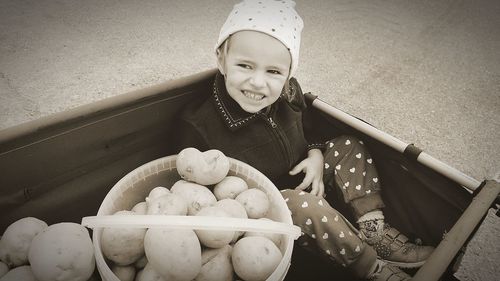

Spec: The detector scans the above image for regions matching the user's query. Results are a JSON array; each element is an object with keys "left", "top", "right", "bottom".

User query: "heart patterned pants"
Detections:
[{"left": 280, "top": 135, "right": 384, "bottom": 275}]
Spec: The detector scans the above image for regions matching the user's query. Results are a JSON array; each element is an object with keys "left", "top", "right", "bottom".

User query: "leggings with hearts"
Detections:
[
  {"left": 281, "top": 189, "right": 377, "bottom": 276},
  {"left": 322, "top": 135, "right": 385, "bottom": 219},
  {"left": 280, "top": 135, "right": 384, "bottom": 275}
]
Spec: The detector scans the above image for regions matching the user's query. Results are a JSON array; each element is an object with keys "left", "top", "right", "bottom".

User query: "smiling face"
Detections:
[{"left": 217, "top": 31, "right": 291, "bottom": 113}]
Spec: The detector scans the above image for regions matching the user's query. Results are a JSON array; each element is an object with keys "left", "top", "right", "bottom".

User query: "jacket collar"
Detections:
[
  {"left": 211, "top": 72, "right": 260, "bottom": 131},
  {"left": 211, "top": 71, "right": 305, "bottom": 131}
]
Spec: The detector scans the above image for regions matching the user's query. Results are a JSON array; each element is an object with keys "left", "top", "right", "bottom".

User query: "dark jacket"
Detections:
[{"left": 175, "top": 72, "right": 326, "bottom": 189}]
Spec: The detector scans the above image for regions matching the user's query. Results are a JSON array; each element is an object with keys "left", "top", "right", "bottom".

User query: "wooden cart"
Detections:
[{"left": 1, "top": 69, "right": 498, "bottom": 281}]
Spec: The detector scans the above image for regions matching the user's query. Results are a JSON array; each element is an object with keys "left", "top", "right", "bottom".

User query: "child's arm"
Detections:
[
  {"left": 287, "top": 77, "right": 329, "bottom": 151},
  {"left": 284, "top": 78, "right": 328, "bottom": 197},
  {"left": 289, "top": 148, "right": 325, "bottom": 197}
]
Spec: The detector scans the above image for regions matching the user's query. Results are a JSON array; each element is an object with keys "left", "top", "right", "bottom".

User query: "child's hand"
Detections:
[{"left": 289, "top": 149, "right": 325, "bottom": 197}]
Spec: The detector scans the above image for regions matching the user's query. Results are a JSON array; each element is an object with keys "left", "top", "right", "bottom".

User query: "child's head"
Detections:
[{"left": 215, "top": 0, "right": 304, "bottom": 113}]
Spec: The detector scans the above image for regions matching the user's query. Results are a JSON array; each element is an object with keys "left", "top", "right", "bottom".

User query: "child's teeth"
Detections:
[{"left": 244, "top": 91, "right": 263, "bottom": 100}]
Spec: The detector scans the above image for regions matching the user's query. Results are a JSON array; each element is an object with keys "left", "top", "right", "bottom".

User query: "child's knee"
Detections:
[
  {"left": 281, "top": 189, "right": 323, "bottom": 207},
  {"left": 323, "top": 135, "right": 371, "bottom": 168},
  {"left": 328, "top": 135, "right": 365, "bottom": 151},
  {"left": 281, "top": 189, "right": 337, "bottom": 219}
]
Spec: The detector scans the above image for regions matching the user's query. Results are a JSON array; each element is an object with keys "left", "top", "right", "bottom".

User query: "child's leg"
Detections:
[
  {"left": 322, "top": 135, "right": 384, "bottom": 219},
  {"left": 322, "top": 135, "right": 434, "bottom": 268},
  {"left": 280, "top": 189, "right": 376, "bottom": 278}
]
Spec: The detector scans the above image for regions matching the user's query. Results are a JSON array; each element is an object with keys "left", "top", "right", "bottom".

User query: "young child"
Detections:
[{"left": 175, "top": 1, "right": 434, "bottom": 280}]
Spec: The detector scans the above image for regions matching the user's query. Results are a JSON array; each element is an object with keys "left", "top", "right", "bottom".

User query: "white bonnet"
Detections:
[{"left": 215, "top": 0, "right": 304, "bottom": 77}]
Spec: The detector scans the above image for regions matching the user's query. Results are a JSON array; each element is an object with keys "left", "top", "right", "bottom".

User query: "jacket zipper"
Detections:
[
  {"left": 268, "top": 117, "right": 278, "bottom": 128},
  {"left": 261, "top": 113, "right": 291, "bottom": 167}
]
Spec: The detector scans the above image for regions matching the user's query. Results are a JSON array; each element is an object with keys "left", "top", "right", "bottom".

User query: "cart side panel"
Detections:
[{"left": 0, "top": 70, "right": 215, "bottom": 231}]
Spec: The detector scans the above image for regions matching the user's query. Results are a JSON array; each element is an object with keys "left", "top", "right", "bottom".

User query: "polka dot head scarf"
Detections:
[{"left": 215, "top": 0, "right": 304, "bottom": 77}]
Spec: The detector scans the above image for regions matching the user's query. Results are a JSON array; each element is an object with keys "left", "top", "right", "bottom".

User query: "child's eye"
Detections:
[
  {"left": 268, "top": 70, "right": 282, "bottom": 75},
  {"left": 237, "top": 64, "right": 251, "bottom": 69}
]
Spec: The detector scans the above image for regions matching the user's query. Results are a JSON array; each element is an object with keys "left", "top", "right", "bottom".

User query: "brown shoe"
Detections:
[
  {"left": 366, "top": 224, "right": 434, "bottom": 268},
  {"left": 368, "top": 261, "right": 411, "bottom": 281}
]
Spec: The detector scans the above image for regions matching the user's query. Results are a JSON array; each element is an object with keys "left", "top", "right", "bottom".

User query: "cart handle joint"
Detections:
[{"left": 403, "top": 143, "right": 423, "bottom": 161}]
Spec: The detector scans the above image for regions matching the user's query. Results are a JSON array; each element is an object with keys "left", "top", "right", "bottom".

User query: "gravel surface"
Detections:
[{"left": 0, "top": 0, "right": 498, "bottom": 280}]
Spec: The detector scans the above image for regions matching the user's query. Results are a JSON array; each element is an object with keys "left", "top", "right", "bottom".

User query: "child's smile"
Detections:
[
  {"left": 242, "top": 90, "right": 264, "bottom": 101},
  {"left": 218, "top": 30, "right": 291, "bottom": 113}
]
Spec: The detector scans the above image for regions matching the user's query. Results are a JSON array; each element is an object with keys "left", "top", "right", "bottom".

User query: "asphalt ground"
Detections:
[{"left": 0, "top": 0, "right": 498, "bottom": 280}]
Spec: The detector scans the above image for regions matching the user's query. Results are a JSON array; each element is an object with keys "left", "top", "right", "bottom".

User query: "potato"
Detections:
[
  {"left": 0, "top": 265, "right": 36, "bottom": 281},
  {"left": 28, "top": 222, "right": 95, "bottom": 281},
  {"left": 134, "top": 255, "right": 147, "bottom": 269},
  {"left": 135, "top": 263, "right": 165, "bottom": 281},
  {"left": 232, "top": 236, "right": 282, "bottom": 281},
  {"left": 144, "top": 228, "right": 201, "bottom": 281},
  {"left": 213, "top": 199, "right": 248, "bottom": 219},
  {"left": 194, "top": 206, "right": 235, "bottom": 248},
  {"left": 111, "top": 264, "right": 136, "bottom": 281},
  {"left": 176, "top": 147, "right": 230, "bottom": 185},
  {"left": 131, "top": 201, "right": 148, "bottom": 214},
  {"left": 213, "top": 176, "right": 248, "bottom": 200},
  {"left": 235, "top": 189, "right": 270, "bottom": 219},
  {"left": 244, "top": 218, "right": 282, "bottom": 248},
  {"left": 195, "top": 245, "right": 233, "bottom": 281},
  {"left": 146, "top": 186, "right": 170, "bottom": 201},
  {"left": 146, "top": 193, "right": 188, "bottom": 216},
  {"left": 213, "top": 199, "right": 248, "bottom": 242},
  {"left": 170, "top": 180, "right": 217, "bottom": 215},
  {"left": 101, "top": 211, "right": 146, "bottom": 266},
  {"left": 0, "top": 217, "right": 48, "bottom": 267}
]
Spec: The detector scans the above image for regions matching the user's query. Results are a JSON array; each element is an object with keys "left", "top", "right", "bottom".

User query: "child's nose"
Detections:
[{"left": 249, "top": 72, "right": 266, "bottom": 88}]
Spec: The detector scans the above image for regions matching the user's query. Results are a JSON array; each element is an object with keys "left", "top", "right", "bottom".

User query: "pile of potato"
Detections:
[
  {"left": 0, "top": 218, "right": 95, "bottom": 281},
  {"left": 101, "top": 148, "right": 284, "bottom": 281}
]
